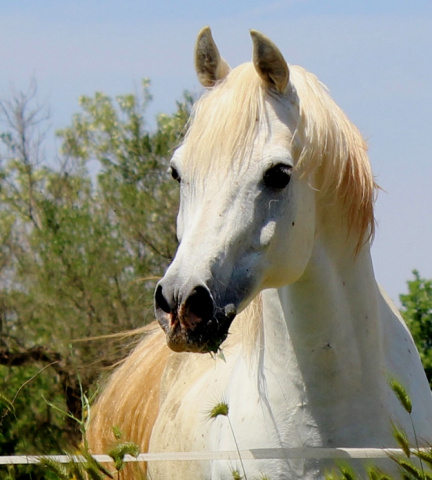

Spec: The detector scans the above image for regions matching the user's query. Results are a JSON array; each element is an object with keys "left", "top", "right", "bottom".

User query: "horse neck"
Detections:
[{"left": 261, "top": 209, "right": 385, "bottom": 396}]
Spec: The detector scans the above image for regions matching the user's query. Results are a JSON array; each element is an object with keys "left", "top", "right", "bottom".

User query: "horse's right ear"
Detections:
[{"left": 195, "top": 26, "right": 230, "bottom": 87}]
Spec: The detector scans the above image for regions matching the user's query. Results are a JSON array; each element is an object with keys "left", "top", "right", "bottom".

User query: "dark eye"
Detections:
[
  {"left": 263, "top": 164, "right": 292, "bottom": 190},
  {"left": 170, "top": 166, "right": 181, "bottom": 183}
]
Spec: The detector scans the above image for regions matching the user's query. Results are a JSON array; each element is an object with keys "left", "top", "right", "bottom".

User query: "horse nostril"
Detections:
[
  {"left": 155, "top": 284, "right": 172, "bottom": 314},
  {"left": 185, "top": 286, "right": 214, "bottom": 321}
]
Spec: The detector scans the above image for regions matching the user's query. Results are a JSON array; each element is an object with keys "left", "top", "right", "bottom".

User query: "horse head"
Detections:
[
  {"left": 155, "top": 27, "right": 374, "bottom": 353},
  {"left": 155, "top": 27, "right": 319, "bottom": 353}
]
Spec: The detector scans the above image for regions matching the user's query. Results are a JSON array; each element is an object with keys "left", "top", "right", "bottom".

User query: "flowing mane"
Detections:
[
  {"left": 183, "top": 62, "right": 377, "bottom": 248},
  {"left": 291, "top": 66, "right": 377, "bottom": 246}
]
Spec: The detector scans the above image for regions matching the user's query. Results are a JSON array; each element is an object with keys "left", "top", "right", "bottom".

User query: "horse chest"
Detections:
[{"left": 149, "top": 349, "right": 321, "bottom": 479}]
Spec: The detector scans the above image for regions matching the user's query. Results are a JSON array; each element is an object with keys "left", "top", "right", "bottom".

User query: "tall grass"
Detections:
[{"left": 328, "top": 379, "right": 432, "bottom": 480}]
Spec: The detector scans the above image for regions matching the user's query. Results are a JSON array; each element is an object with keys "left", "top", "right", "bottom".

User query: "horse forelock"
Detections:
[
  {"left": 182, "top": 63, "right": 267, "bottom": 178},
  {"left": 182, "top": 62, "right": 377, "bottom": 249}
]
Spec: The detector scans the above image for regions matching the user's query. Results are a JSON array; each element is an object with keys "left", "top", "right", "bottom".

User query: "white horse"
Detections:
[{"left": 88, "top": 28, "right": 432, "bottom": 479}]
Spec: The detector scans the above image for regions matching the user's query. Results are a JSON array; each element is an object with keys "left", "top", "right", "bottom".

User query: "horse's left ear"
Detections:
[
  {"left": 195, "top": 26, "right": 230, "bottom": 87},
  {"left": 250, "top": 30, "right": 289, "bottom": 94}
]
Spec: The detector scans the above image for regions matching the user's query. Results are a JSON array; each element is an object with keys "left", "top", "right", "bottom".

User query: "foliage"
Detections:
[
  {"left": 107, "top": 441, "right": 140, "bottom": 472},
  {"left": 400, "top": 271, "right": 432, "bottom": 387},
  {"left": 0, "top": 80, "right": 192, "bottom": 477}
]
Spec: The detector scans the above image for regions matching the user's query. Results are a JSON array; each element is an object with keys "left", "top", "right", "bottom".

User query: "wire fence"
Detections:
[{"left": 0, "top": 447, "right": 425, "bottom": 466}]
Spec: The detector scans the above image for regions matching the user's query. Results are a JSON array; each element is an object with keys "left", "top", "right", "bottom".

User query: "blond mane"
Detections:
[
  {"left": 183, "top": 63, "right": 266, "bottom": 178},
  {"left": 183, "top": 62, "right": 377, "bottom": 248},
  {"left": 290, "top": 66, "right": 377, "bottom": 247}
]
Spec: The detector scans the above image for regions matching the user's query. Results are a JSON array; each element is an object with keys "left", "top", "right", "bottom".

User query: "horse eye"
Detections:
[
  {"left": 170, "top": 166, "right": 181, "bottom": 183},
  {"left": 263, "top": 164, "right": 292, "bottom": 189}
]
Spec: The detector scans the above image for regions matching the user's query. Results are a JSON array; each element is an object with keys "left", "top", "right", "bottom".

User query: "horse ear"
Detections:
[
  {"left": 195, "top": 26, "right": 230, "bottom": 87},
  {"left": 250, "top": 30, "right": 289, "bottom": 93}
]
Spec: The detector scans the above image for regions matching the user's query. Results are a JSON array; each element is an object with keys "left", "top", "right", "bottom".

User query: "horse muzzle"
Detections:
[{"left": 154, "top": 282, "right": 237, "bottom": 353}]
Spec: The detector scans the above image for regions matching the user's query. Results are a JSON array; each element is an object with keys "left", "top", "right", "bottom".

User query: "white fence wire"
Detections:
[{"left": 0, "top": 447, "right": 424, "bottom": 465}]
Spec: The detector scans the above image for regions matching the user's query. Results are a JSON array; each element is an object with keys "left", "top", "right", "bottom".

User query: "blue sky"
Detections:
[{"left": 1, "top": 1, "right": 432, "bottom": 304}]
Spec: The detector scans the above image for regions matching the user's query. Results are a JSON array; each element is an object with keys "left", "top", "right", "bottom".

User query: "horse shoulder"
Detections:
[{"left": 379, "top": 288, "right": 432, "bottom": 439}]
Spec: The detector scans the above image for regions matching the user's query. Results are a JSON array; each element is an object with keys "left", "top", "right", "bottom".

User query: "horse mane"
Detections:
[
  {"left": 183, "top": 62, "right": 377, "bottom": 249},
  {"left": 227, "top": 293, "right": 263, "bottom": 354},
  {"left": 86, "top": 324, "right": 170, "bottom": 476},
  {"left": 290, "top": 66, "right": 377, "bottom": 248}
]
